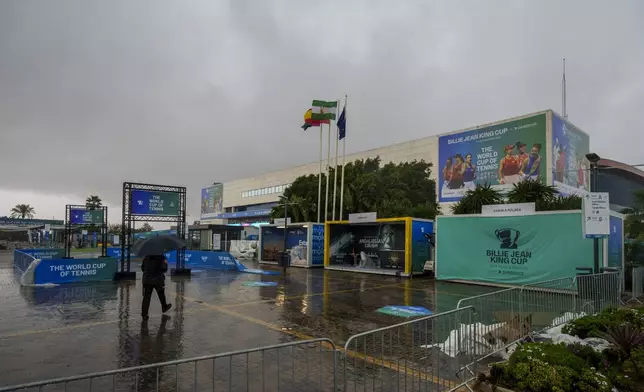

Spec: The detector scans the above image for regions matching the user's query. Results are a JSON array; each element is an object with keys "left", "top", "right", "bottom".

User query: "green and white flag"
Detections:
[{"left": 311, "top": 100, "right": 338, "bottom": 121}]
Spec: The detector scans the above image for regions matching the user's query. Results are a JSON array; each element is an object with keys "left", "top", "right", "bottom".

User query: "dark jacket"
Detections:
[{"left": 141, "top": 255, "right": 168, "bottom": 285}]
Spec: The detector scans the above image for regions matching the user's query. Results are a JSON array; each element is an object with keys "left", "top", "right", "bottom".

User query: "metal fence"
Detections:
[
  {"left": 455, "top": 271, "right": 622, "bottom": 386},
  {"left": 0, "top": 339, "right": 338, "bottom": 392},
  {"left": 342, "top": 307, "right": 475, "bottom": 392},
  {"left": 629, "top": 267, "right": 644, "bottom": 303},
  {"left": 0, "top": 272, "right": 625, "bottom": 392}
]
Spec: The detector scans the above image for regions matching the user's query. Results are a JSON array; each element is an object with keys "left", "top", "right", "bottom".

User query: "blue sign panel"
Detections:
[
  {"left": 165, "top": 250, "right": 239, "bottom": 270},
  {"left": 311, "top": 224, "right": 325, "bottom": 266},
  {"left": 242, "top": 281, "right": 278, "bottom": 287},
  {"left": 35, "top": 258, "right": 118, "bottom": 284},
  {"left": 376, "top": 306, "right": 433, "bottom": 318},
  {"left": 215, "top": 209, "right": 272, "bottom": 219},
  {"left": 19, "top": 248, "right": 66, "bottom": 260},
  {"left": 607, "top": 215, "right": 624, "bottom": 268},
  {"left": 106, "top": 247, "right": 136, "bottom": 258},
  {"left": 131, "top": 190, "right": 180, "bottom": 216},
  {"left": 69, "top": 209, "right": 104, "bottom": 225}
]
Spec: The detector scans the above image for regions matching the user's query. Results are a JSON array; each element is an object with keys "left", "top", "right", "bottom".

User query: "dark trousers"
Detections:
[{"left": 142, "top": 284, "right": 168, "bottom": 317}]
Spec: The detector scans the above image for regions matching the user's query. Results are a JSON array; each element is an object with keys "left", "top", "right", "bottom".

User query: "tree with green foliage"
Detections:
[
  {"left": 451, "top": 178, "right": 582, "bottom": 215},
  {"left": 85, "top": 195, "right": 102, "bottom": 210},
  {"left": 270, "top": 157, "right": 439, "bottom": 222},
  {"left": 623, "top": 190, "right": 644, "bottom": 241},
  {"left": 10, "top": 204, "right": 35, "bottom": 219}
]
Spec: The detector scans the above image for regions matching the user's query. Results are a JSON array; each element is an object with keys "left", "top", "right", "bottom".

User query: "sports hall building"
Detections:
[{"left": 199, "top": 109, "right": 644, "bottom": 225}]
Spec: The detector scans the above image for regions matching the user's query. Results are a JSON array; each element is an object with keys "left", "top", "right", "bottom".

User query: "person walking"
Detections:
[{"left": 141, "top": 254, "right": 172, "bottom": 320}]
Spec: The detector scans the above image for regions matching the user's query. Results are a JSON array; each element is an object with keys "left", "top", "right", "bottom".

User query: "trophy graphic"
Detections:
[{"left": 494, "top": 228, "right": 520, "bottom": 249}]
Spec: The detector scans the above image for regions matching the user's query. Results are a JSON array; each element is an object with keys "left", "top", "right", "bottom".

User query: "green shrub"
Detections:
[
  {"left": 496, "top": 343, "right": 612, "bottom": 392},
  {"left": 562, "top": 308, "right": 644, "bottom": 339}
]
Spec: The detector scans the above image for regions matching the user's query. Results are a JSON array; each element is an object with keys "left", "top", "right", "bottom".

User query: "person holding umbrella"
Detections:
[
  {"left": 141, "top": 254, "right": 172, "bottom": 320},
  {"left": 133, "top": 235, "right": 186, "bottom": 320}
]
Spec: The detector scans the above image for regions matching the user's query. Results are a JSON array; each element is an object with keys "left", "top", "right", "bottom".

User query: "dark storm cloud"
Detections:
[{"left": 1, "top": 0, "right": 643, "bottom": 215}]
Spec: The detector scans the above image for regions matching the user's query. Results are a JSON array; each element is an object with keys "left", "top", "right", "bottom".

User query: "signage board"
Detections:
[
  {"left": 273, "top": 217, "right": 292, "bottom": 225},
  {"left": 44, "top": 224, "right": 51, "bottom": 232},
  {"left": 482, "top": 203, "right": 536, "bottom": 217},
  {"left": 438, "top": 113, "right": 547, "bottom": 202},
  {"left": 376, "top": 306, "right": 433, "bottom": 318},
  {"left": 201, "top": 184, "right": 224, "bottom": 220},
  {"left": 131, "top": 190, "right": 180, "bottom": 216},
  {"left": 113, "top": 235, "right": 120, "bottom": 246},
  {"left": 70, "top": 209, "right": 104, "bottom": 225},
  {"left": 583, "top": 192, "right": 610, "bottom": 238},
  {"left": 349, "top": 212, "right": 377, "bottom": 223}
]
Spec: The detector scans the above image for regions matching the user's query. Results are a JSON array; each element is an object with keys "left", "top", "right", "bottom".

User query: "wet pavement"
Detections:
[{"left": 0, "top": 251, "right": 497, "bottom": 390}]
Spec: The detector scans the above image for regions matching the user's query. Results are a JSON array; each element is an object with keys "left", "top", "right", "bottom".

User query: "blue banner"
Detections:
[
  {"left": 607, "top": 215, "right": 624, "bottom": 268},
  {"left": 35, "top": 258, "right": 118, "bottom": 284},
  {"left": 438, "top": 114, "right": 547, "bottom": 202},
  {"left": 19, "top": 248, "right": 66, "bottom": 260},
  {"left": 311, "top": 224, "right": 325, "bottom": 266},
  {"left": 411, "top": 220, "right": 434, "bottom": 273},
  {"left": 165, "top": 250, "right": 240, "bottom": 270},
  {"left": 106, "top": 247, "right": 136, "bottom": 258},
  {"left": 131, "top": 190, "right": 180, "bottom": 216},
  {"left": 69, "top": 208, "right": 104, "bottom": 225}
]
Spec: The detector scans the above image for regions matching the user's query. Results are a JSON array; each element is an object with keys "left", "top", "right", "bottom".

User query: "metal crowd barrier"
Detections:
[
  {"left": 0, "top": 339, "right": 338, "bottom": 392},
  {"left": 455, "top": 272, "right": 622, "bottom": 386},
  {"left": 342, "top": 307, "right": 475, "bottom": 392},
  {"left": 629, "top": 267, "right": 644, "bottom": 304},
  {"left": 0, "top": 272, "right": 624, "bottom": 392}
]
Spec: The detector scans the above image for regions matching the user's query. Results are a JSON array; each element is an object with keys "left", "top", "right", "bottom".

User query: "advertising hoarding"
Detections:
[
  {"left": 201, "top": 184, "right": 224, "bottom": 220},
  {"left": 69, "top": 208, "right": 104, "bottom": 225},
  {"left": 437, "top": 114, "right": 547, "bottom": 202},
  {"left": 261, "top": 227, "right": 308, "bottom": 265},
  {"left": 436, "top": 212, "right": 594, "bottom": 284},
  {"left": 552, "top": 113, "right": 590, "bottom": 196},
  {"left": 329, "top": 222, "right": 406, "bottom": 270},
  {"left": 131, "top": 190, "right": 180, "bottom": 216},
  {"left": 411, "top": 220, "right": 434, "bottom": 273}
]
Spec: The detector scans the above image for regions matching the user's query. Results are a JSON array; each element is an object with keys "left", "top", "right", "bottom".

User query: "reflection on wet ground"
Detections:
[{"left": 0, "top": 251, "right": 496, "bottom": 389}]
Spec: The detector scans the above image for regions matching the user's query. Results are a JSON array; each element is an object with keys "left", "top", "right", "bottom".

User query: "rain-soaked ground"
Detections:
[{"left": 0, "top": 251, "right": 497, "bottom": 391}]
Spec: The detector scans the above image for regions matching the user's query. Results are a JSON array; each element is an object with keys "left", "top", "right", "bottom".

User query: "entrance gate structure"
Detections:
[
  {"left": 116, "top": 182, "right": 188, "bottom": 279},
  {"left": 63, "top": 205, "right": 108, "bottom": 258}
]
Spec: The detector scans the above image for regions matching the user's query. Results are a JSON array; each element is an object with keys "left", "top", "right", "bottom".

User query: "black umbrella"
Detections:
[{"left": 132, "top": 235, "right": 187, "bottom": 257}]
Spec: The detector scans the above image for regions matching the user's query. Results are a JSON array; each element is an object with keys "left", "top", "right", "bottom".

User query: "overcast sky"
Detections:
[{"left": 1, "top": 0, "right": 643, "bottom": 223}]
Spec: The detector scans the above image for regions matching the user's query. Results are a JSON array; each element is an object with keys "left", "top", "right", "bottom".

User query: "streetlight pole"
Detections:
[{"left": 282, "top": 197, "right": 288, "bottom": 274}]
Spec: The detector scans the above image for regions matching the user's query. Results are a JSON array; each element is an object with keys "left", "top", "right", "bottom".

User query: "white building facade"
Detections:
[{"left": 201, "top": 109, "right": 586, "bottom": 224}]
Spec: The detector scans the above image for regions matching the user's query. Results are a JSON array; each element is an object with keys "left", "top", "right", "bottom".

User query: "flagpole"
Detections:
[
  {"left": 332, "top": 100, "right": 340, "bottom": 221},
  {"left": 339, "top": 95, "right": 347, "bottom": 220},
  {"left": 317, "top": 126, "right": 323, "bottom": 223},
  {"left": 324, "top": 122, "right": 331, "bottom": 222}
]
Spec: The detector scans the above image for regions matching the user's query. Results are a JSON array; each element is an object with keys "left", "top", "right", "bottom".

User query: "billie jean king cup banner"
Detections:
[
  {"left": 552, "top": 113, "right": 590, "bottom": 196},
  {"left": 201, "top": 184, "right": 223, "bottom": 220},
  {"left": 438, "top": 114, "right": 547, "bottom": 202},
  {"left": 131, "top": 190, "right": 180, "bottom": 216},
  {"left": 436, "top": 212, "right": 594, "bottom": 284},
  {"left": 70, "top": 209, "right": 104, "bottom": 225}
]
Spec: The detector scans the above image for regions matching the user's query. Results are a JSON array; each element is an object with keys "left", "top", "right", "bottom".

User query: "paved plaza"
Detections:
[{"left": 0, "top": 251, "right": 495, "bottom": 390}]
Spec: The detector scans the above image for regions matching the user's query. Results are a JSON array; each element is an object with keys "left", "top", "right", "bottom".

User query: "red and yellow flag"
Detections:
[{"left": 301, "top": 108, "right": 329, "bottom": 130}]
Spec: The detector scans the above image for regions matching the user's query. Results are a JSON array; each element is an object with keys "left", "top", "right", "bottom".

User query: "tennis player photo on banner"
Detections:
[{"left": 437, "top": 113, "right": 547, "bottom": 203}]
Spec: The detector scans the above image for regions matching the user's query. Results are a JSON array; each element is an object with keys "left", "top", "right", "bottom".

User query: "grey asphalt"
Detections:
[{"left": 0, "top": 250, "right": 495, "bottom": 391}]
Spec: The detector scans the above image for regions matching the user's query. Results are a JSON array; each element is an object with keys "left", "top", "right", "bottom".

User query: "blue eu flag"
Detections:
[{"left": 337, "top": 106, "right": 346, "bottom": 140}]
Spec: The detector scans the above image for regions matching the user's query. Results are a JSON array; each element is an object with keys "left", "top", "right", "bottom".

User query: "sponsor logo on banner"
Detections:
[{"left": 486, "top": 228, "right": 532, "bottom": 276}]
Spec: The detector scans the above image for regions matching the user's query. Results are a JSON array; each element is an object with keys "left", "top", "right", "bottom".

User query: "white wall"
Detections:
[{"left": 222, "top": 135, "right": 439, "bottom": 209}]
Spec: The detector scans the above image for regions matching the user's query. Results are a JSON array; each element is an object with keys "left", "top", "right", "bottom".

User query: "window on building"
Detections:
[{"left": 241, "top": 183, "right": 291, "bottom": 198}]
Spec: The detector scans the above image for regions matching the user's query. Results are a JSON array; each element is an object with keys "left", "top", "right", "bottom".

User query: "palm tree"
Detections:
[
  {"left": 451, "top": 184, "right": 504, "bottom": 215},
  {"left": 10, "top": 204, "right": 35, "bottom": 219},
  {"left": 86, "top": 195, "right": 102, "bottom": 210},
  {"left": 506, "top": 177, "right": 557, "bottom": 204}
]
